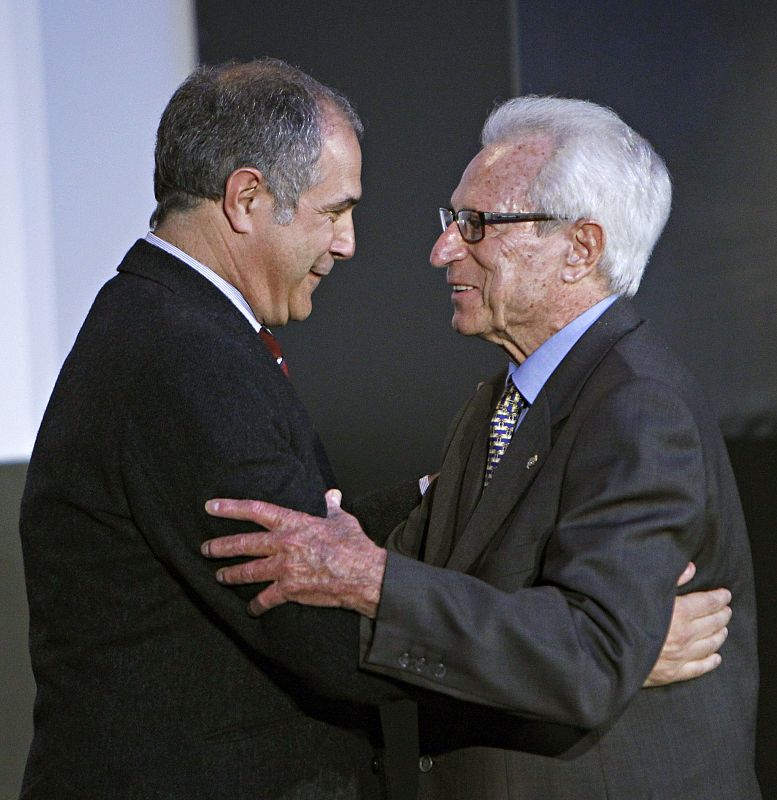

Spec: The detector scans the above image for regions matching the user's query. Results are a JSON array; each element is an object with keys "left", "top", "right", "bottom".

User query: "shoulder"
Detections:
[
  {"left": 596, "top": 319, "right": 708, "bottom": 415},
  {"left": 67, "top": 253, "right": 291, "bottom": 422}
]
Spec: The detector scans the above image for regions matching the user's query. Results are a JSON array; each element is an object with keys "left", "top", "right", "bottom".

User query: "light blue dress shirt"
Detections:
[
  {"left": 421, "top": 296, "right": 618, "bottom": 494},
  {"left": 508, "top": 294, "right": 618, "bottom": 422}
]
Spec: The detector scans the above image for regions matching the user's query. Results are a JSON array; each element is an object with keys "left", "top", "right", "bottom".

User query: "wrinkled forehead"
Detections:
[{"left": 452, "top": 135, "right": 554, "bottom": 211}]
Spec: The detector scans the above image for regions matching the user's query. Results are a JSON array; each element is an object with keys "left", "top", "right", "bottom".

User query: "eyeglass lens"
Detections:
[
  {"left": 439, "top": 209, "right": 483, "bottom": 243},
  {"left": 457, "top": 211, "right": 482, "bottom": 242}
]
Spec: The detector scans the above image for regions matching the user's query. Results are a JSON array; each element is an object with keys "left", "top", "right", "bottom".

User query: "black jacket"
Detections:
[{"left": 20, "top": 240, "right": 408, "bottom": 799}]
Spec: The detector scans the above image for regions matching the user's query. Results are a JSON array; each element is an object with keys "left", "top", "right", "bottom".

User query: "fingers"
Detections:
[
  {"left": 692, "top": 604, "right": 732, "bottom": 640},
  {"left": 325, "top": 489, "right": 343, "bottom": 512},
  {"left": 248, "top": 584, "right": 286, "bottom": 616},
  {"left": 667, "top": 593, "right": 731, "bottom": 653},
  {"left": 671, "top": 618, "right": 730, "bottom": 660},
  {"left": 643, "top": 628, "right": 728, "bottom": 687},
  {"left": 683, "top": 652, "right": 723, "bottom": 680},
  {"left": 704, "top": 623, "right": 730, "bottom": 656},
  {"left": 676, "top": 561, "right": 696, "bottom": 587},
  {"left": 205, "top": 498, "right": 297, "bottom": 529},
  {"left": 215, "top": 555, "right": 275, "bottom": 585},
  {"left": 201, "top": 530, "right": 276, "bottom": 558},
  {"left": 202, "top": 490, "right": 375, "bottom": 618},
  {"left": 677, "top": 587, "right": 732, "bottom": 621},
  {"left": 649, "top": 584, "right": 733, "bottom": 688},
  {"left": 213, "top": 556, "right": 289, "bottom": 616},
  {"left": 670, "top": 652, "right": 723, "bottom": 683}
]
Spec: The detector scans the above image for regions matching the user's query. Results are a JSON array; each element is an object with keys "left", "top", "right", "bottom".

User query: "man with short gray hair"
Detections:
[{"left": 202, "top": 96, "right": 760, "bottom": 798}]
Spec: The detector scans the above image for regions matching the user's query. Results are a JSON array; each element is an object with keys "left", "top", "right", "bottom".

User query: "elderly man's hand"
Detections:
[
  {"left": 202, "top": 490, "right": 387, "bottom": 618},
  {"left": 643, "top": 562, "right": 732, "bottom": 687}
]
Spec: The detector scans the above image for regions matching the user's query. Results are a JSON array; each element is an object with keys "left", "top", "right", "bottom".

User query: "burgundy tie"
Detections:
[{"left": 259, "top": 326, "right": 289, "bottom": 378}]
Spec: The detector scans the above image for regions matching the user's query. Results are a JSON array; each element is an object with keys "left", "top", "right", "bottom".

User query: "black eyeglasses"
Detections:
[{"left": 439, "top": 207, "right": 563, "bottom": 244}]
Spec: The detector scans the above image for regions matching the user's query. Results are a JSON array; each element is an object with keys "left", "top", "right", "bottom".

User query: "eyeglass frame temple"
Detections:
[{"left": 438, "top": 207, "right": 563, "bottom": 241}]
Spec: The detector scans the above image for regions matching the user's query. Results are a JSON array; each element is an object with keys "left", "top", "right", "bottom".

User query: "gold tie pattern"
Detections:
[{"left": 484, "top": 381, "right": 525, "bottom": 487}]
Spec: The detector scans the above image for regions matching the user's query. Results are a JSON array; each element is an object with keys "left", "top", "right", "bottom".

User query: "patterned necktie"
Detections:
[
  {"left": 259, "top": 326, "right": 289, "bottom": 378},
  {"left": 484, "top": 380, "right": 525, "bottom": 487}
]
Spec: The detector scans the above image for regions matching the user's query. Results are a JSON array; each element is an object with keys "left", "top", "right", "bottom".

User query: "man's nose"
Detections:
[
  {"left": 332, "top": 215, "right": 356, "bottom": 260},
  {"left": 430, "top": 222, "right": 467, "bottom": 267}
]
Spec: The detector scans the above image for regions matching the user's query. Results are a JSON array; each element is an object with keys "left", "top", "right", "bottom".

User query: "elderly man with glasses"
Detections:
[{"left": 203, "top": 96, "right": 760, "bottom": 799}]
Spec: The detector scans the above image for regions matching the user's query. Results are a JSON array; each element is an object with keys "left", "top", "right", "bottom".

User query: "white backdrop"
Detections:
[{"left": 0, "top": 0, "right": 196, "bottom": 461}]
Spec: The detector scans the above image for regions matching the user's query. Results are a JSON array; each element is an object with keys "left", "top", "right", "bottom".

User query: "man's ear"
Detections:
[
  {"left": 223, "top": 167, "right": 270, "bottom": 234},
  {"left": 562, "top": 221, "right": 605, "bottom": 283}
]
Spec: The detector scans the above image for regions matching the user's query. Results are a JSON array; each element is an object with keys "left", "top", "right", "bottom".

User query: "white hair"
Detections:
[{"left": 481, "top": 96, "right": 672, "bottom": 297}]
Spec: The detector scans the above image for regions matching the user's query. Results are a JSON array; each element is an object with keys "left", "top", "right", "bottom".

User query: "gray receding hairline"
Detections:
[
  {"left": 270, "top": 96, "right": 363, "bottom": 225},
  {"left": 150, "top": 58, "right": 364, "bottom": 229}
]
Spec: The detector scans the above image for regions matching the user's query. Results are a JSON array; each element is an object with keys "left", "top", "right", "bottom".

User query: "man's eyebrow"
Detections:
[{"left": 324, "top": 196, "right": 361, "bottom": 212}]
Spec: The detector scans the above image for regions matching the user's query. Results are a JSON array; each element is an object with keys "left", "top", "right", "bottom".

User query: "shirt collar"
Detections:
[
  {"left": 144, "top": 231, "right": 263, "bottom": 333},
  {"left": 508, "top": 295, "right": 618, "bottom": 404}
]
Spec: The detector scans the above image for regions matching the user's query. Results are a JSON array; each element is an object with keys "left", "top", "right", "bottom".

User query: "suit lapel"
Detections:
[
  {"left": 117, "top": 239, "right": 295, "bottom": 380},
  {"left": 447, "top": 393, "right": 552, "bottom": 572},
  {"left": 444, "top": 299, "right": 644, "bottom": 573},
  {"left": 117, "top": 239, "right": 257, "bottom": 339},
  {"left": 422, "top": 380, "right": 498, "bottom": 567}
]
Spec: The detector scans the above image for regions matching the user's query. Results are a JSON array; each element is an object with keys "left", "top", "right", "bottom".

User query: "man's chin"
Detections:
[
  {"left": 451, "top": 314, "right": 482, "bottom": 337},
  {"left": 288, "top": 302, "right": 314, "bottom": 323}
]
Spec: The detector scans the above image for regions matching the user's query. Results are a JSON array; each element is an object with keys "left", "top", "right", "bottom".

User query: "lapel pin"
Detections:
[{"left": 526, "top": 454, "right": 539, "bottom": 469}]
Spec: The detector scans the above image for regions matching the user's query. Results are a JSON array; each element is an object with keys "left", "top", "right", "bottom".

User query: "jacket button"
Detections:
[
  {"left": 419, "top": 754, "right": 434, "bottom": 773},
  {"left": 433, "top": 662, "right": 447, "bottom": 678},
  {"left": 371, "top": 756, "right": 382, "bottom": 774},
  {"left": 398, "top": 652, "right": 410, "bottom": 668}
]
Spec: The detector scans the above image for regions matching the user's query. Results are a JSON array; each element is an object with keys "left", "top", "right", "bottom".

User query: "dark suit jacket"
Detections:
[
  {"left": 19, "top": 241, "right": 412, "bottom": 799},
  {"left": 361, "top": 300, "right": 761, "bottom": 799}
]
